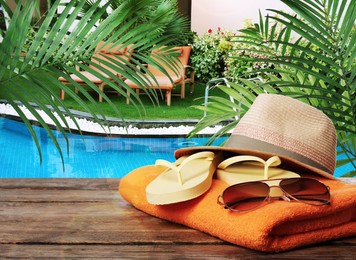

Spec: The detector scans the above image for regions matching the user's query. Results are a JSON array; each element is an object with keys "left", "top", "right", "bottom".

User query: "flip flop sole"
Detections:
[
  {"left": 216, "top": 155, "right": 300, "bottom": 185},
  {"left": 146, "top": 152, "right": 220, "bottom": 205}
]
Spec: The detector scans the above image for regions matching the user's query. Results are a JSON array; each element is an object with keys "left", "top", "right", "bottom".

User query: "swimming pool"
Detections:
[
  {"left": 0, "top": 117, "right": 353, "bottom": 178},
  {"left": 0, "top": 117, "right": 228, "bottom": 178}
]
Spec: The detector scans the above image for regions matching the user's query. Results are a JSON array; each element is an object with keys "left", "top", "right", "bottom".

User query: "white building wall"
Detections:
[{"left": 191, "top": 0, "right": 290, "bottom": 36}]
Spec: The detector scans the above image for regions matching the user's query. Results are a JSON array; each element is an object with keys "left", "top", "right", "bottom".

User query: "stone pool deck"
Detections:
[{"left": 0, "top": 178, "right": 355, "bottom": 258}]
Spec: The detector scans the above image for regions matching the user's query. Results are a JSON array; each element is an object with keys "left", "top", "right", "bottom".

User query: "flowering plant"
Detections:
[
  {"left": 191, "top": 26, "right": 277, "bottom": 82},
  {"left": 190, "top": 27, "right": 235, "bottom": 82}
]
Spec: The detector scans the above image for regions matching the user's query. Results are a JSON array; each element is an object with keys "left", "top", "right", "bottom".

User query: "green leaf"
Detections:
[{"left": 0, "top": 0, "right": 190, "bottom": 169}]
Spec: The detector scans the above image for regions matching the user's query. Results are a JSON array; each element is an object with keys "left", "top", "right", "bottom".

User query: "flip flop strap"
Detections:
[
  {"left": 155, "top": 151, "right": 214, "bottom": 185},
  {"left": 217, "top": 155, "right": 281, "bottom": 180}
]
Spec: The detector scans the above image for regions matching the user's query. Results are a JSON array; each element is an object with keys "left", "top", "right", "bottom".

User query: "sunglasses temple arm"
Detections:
[
  {"left": 217, "top": 195, "right": 224, "bottom": 206},
  {"left": 285, "top": 193, "right": 330, "bottom": 204}
]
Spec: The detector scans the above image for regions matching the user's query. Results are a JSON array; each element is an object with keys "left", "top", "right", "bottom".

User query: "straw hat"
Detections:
[{"left": 175, "top": 94, "right": 337, "bottom": 179}]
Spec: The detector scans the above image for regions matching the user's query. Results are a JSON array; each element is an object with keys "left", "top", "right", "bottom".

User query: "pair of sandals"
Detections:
[{"left": 146, "top": 151, "right": 300, "bottom": 205}]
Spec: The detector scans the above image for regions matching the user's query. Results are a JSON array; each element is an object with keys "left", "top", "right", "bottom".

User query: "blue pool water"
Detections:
[
  {"left": 0, "top": 117, "right": 353, "bottom": 178},
  {"left": 0, "top": 118, "right": 227, "bottom": 178}
]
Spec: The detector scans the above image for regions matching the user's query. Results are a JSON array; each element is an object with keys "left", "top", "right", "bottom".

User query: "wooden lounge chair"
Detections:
[
  {"left": 59, "top": 41, "right": 134, "bottom": 102},
  {"left": 125, "top": 46, "right": 194, "bottom": 106}
]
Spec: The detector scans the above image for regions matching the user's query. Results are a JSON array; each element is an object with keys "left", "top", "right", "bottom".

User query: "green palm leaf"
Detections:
[
  {"left": 192, "top": 0, "right": 355, "bottom": 176},
  {"left": 0, "top": 0, "right": 190, "bottom": 166}
]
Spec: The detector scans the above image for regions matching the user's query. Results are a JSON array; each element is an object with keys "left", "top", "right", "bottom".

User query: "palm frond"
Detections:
[
  {"left": 0, "top": 0, "right": 190, "bottom": 166},
  {"left": 192, "top": 0, "right": 355, "bottom": 176}
]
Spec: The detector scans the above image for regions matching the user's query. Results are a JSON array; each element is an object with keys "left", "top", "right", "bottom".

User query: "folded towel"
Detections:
[{"left": 119, "top": 166, "right": 356, "bottom": 252}]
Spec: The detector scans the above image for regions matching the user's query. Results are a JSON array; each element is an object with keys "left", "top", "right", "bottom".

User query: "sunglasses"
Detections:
[{"left": 217, "top": 178, "right": 330, "bottom": 212}]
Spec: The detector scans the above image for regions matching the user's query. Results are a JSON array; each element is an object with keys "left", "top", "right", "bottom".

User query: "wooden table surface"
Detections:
[{"left": 0, "top": 178, "right": 355, "bottom": 259}]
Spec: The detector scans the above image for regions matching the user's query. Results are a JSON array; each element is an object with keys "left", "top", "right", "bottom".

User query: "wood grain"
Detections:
[{"left": 0, "top": 178, "right": 355, "bottom": 258}]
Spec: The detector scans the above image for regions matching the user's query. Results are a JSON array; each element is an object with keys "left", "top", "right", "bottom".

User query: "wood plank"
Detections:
[
  {"left": 0, "top": 178, "right": 120, "bottom": 190},
  {"left": 0, "top": 189, "right": 118, "bottom": 202},
  {"left": 0, "top": 178, "right": 354, "bottom": 258},
  {"left": 0, "top": 178, "right": 120, "bottom": 202},
  {"left": 0, "top": 181, "right": 221, "bottom": 244},
  {"left": 0, "top": 242, "right": 355, "bottom": 258},
  {"left": 0, "top": 177, "right": 353, "bottom": 189},
  {"left": 0, "top": 201, "right": 221, "bottom": 244},
  {"left": 0, "top": 178, "right": 354, "bottom": 203}
]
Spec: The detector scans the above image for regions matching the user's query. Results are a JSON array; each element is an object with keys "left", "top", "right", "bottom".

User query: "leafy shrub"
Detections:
[
  {"left": 224, "top": 17, "right": 293, "bottom": 82},
  {"left": 190, "top": 20, "right": 284, "bottom": 83},
  {"left": 180, "top": 30, "right": 197, "bottom": 46},
  {"left": 191, "top": 1, "right": 356, "bottom": 176},
  {"left": 224, "top": 45, "right": 273, "bottom": 82},
  {"left": 190, "top": 27, "right": 234, "bottom": 82}
]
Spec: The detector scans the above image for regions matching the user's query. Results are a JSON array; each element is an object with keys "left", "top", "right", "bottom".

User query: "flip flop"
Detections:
[
  {"left": 216, "top": 155, "right": 300, "bottom": 185},
  {"left": 146, "top": 151, "right": 218, "bottom": 205}
]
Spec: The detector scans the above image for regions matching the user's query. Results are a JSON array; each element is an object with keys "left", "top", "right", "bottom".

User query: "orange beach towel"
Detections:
[{"left": 119, "top": 166, "right": 356, "bottom": 252}]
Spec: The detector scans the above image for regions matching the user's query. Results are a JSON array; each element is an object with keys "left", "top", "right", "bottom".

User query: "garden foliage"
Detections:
[
  {"left": 0, "top": 0, "right": 190, "bottom": 164},
  {"left": 191, "top": 0, "right": 356, "bottom": 176}
]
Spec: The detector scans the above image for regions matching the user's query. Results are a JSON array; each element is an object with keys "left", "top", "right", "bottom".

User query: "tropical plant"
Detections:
[
  {"left": 191, "top": 0, "right": 356, "bottom": 176},
  {"left": 0, "top": 5, "right": 6, "bottom": 36},
  {"left": 190, "top": 27, "right": 235, "bottom": 82},
  {"left": 80, "top": 0, "right": 187, "bottom": 45},
  {"left": 225, "top": 12, "right": 292, "bottom": 81},
  {"left": 0, "top": 0, "right": 190, "bottom": 164}
]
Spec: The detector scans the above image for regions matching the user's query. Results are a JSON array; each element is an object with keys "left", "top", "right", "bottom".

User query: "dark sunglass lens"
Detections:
[
  {"left": 222, "top": 182, "right": 270, "bottom": 211},
  {"left": 280, "top": 178, "right": 330, "bottom": 205}
]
